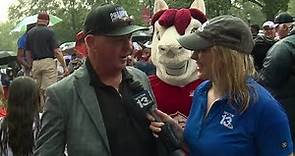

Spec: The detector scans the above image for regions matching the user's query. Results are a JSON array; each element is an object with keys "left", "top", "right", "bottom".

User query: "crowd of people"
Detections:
[
  {"left": 251, "top": 12, "right": 295, "bottom": 146},
  {"left": 0, "top": 2, "right": 294, "bottom": 156}
]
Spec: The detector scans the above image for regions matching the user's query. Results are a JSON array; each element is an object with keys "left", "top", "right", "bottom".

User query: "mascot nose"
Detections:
[{"left": 158, "top": 45, "right": 183, "bottom": 53}]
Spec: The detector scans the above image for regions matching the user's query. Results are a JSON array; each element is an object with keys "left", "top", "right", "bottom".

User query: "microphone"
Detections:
[{"left": 130, "top": 81, "right": 181, "bottom": 153}]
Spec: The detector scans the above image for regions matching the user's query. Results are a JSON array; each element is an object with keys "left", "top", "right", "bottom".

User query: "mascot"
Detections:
[{"left": 150, "top": 0, "right": 207, "bottom": 127}]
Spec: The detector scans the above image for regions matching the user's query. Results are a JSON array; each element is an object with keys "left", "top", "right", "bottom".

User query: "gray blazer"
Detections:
[{"left": 34, "top": 64, "right": 164, "bottom": 156}]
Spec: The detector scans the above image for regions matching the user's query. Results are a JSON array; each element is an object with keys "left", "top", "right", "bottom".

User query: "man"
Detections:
[
  {"left": 17, "top": 23, "right": 35, "bottom": 76},
  {"left": 251, "top": 21, "right": 276, "bottom": 70},
  {"left": 250, "top": 24, "right": 260, "bottom": 39},
  {"left": 262, "top": 21, "right": 276, "bottom": 39},
  {"left": 134, "top": 47, "right": 156, "bottom": 76},
  {"left": 258, "top": 12, "right": 295, "bottom": 143},
  {"left": 274, "top": 12, "right": 294, "bottom": 40},
  {"left": 26, "top": 12, "right": 68, "bottom": 109},
  {"left": 34, "top": 4, "right": 170, "bottom": 156}
]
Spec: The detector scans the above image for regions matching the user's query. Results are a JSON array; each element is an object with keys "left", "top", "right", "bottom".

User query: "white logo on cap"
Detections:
[{"left": 110, "top": 7, "right": 129, "bottom": 22}]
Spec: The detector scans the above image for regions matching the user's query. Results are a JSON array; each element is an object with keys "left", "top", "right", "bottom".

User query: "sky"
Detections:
[{"left": 0, "top": 0, "right": 17, "bottom": 23}]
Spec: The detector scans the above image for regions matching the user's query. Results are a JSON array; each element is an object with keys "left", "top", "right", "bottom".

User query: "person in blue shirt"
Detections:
[
  {"left": 16, "top": 23, "right": 35, "bottom": 76},
  {"left": 148, "top": 15, "right": 293, "bottom": 156}
]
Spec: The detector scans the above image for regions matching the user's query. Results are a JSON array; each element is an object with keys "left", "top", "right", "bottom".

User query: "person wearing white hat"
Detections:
[
  {"left": 262, "top": 21, "right": 276, "bottom": 39},
  {"left": 259, "top": 12, "right": 295, "bottom": 144},
  {"left": 251, "top": 21, "right": 277, "bottom": 70}
]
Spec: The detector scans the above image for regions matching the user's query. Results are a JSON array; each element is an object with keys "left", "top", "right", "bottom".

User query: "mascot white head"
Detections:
[{"left": 151, "top": 0, "right": 207, "bottom": 86}]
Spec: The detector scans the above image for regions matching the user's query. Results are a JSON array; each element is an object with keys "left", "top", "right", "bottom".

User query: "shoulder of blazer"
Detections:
[
  {"left": 47, "top": 64, "right": 89, "bottom": 93},
  {"left": 126, "top": 66, "right": 158, "bottom": 105},
  {"left": 126, "top": 66, "right": 150, "bottom": 88}
]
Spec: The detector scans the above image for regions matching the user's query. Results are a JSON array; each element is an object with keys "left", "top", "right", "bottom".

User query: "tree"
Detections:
[
  {"left": 8, "top": 0, "right": 105, "bottom": 43},
  {"left": 163, "top": 0, "right": 191, "bottom": 8},
  {"left": 0, "top": 21, "right": 18, "bottom": 51},
  {"left": 8, "top": 0, "right": 148, "bottom": 43},
  {"left": 116, "top": 0, "right": 147, "bottom": 25},
  {"left": 243, "top": 0, "right": 289, "bottom": 20},
  {"left": 288, "top": 0, "right": 295, "bottom": 15},
  {"left": 260, "top": 0, "right": 290, "bottom": 20},
  {"left": 206, "top": 0, "right": 232, "bottom": 18},
  {"left": 52, "top": 0, "right": 92, "bottom": 43},
  {"left": 230, "top": 1, "right": 265, "bottom": 26},
  {"left": 7, "top": 0, "right": 290, "bottom": 46}
]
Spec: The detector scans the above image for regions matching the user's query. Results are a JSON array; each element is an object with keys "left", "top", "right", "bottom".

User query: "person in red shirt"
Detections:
[{"left": 74, "top": 31, "right": 87, "bottom": 58}]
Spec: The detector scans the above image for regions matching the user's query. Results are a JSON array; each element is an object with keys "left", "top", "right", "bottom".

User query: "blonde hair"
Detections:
[{"left": 209, "top": 46, "right": 256, "bottom": 112}]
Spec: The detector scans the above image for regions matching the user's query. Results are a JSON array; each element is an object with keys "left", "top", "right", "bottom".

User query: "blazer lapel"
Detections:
[{"left": 73, "top": 65, "right": 111, "bottom": 153}]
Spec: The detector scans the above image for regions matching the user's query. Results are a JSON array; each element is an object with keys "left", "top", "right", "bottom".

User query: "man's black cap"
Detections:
[
  {"left": 177, "top": 15, "right": 254, "bottom": 54},
  {"left": 84, "top": 4, "right": 147, "bottom": 36},
  {"left": 274, "top": 12, "right": 294, "bottom": 24}
]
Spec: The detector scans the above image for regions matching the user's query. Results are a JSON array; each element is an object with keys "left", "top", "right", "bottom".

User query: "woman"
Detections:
[
  {"left": 149, "top": 15, "right": 293, "bottom": 156},
  {"left": 0, "top": 76, "right": 39, "bottom": 156}
]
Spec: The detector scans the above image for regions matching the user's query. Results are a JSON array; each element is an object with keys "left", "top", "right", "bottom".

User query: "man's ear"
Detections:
[
  {"left": 84, "top": 35, "right": 96, "bottom": 49},
  {"left": 284, "top": 23, "right": 293, "bottom": 31}
]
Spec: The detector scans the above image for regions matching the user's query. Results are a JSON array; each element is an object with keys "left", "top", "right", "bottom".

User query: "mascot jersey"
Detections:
[{"left": 149, "top": 75, "right": 203, "bottom": 116}]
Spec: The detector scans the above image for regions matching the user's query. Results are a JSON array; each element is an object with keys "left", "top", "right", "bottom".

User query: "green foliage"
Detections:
[
  {"left": 8, "top": 0, "right": 104, "bottom": 43},
  {"left": 261, "top": 0, "right": 290, "bottom": 20},
  {"left": 288, "top": 0, "right": 295, "bottom": 15},
  {"left": 52, "top": 0, "right": 91, "bottom": 43},
  {"left": 230, "top": 1, "right": 265, "bottom": 26},
  {"left": 116, "top": 0, "right": 146, "bottom": 25},
  {"left": 0, "top": 21, "right": 18, "bottom": 51},
  {"left": 7, "top": 0, "right": 153, "bottom": 43},
  {"left": 163, "top": 0, "right": 191, "bottom": 8},
  {"left": 3, "top": 0, "right": 292, "bottom": 48},
  {"left": 206, "top": 0, "right": 232, "bottom": 18}
]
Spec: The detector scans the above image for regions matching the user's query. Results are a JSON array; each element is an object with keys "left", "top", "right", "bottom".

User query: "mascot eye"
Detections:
[
  {"left": 191, "top": 27, "right": 198, "bottom": 33},
  {"left": 156, "top": 31, "right": 161, "bottom": 40}
]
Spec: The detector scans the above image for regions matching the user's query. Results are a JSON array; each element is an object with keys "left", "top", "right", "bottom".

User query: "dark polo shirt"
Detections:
[
  {"left": 85, "top": 59, "right": 157, "bottom": 156},
  {"left": 26, "top": 25, "right": 58, "bottom": 60}
]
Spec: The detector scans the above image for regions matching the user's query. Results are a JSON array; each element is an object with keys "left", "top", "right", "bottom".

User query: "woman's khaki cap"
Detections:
[{"left": 177, "top": 15, "right": 254, "bottom": 54}]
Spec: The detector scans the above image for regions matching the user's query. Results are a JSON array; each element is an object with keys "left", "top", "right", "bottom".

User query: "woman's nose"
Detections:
[{"left": 191, "top": 51, "right": 199, "bottom": 60}]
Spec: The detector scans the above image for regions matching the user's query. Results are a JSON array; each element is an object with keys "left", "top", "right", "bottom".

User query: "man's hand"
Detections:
[
  {"left": 63, "top": 66, "right": 69, "bottom": 76},
  {"left": 54, "top": 48, "right": 69, "bottom": 77},
  {"left": 147, "top": 109, "right": 181, "bottom": 138}
]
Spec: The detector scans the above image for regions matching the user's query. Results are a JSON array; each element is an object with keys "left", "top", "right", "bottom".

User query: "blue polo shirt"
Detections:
[
  {"left": 17, "top": 33, "right": 27, "bottom": 49},
  {"left": 184, "top": 79, "right": 293, "bottom": 156}
]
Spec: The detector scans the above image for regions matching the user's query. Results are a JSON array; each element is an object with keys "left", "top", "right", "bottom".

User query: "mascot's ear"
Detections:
[
  {"left": 190, "top": 0, "right": 206, "bottom": 14},
  {"left": 154, "top": 0, "right": 169, "bottom": 14}
]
